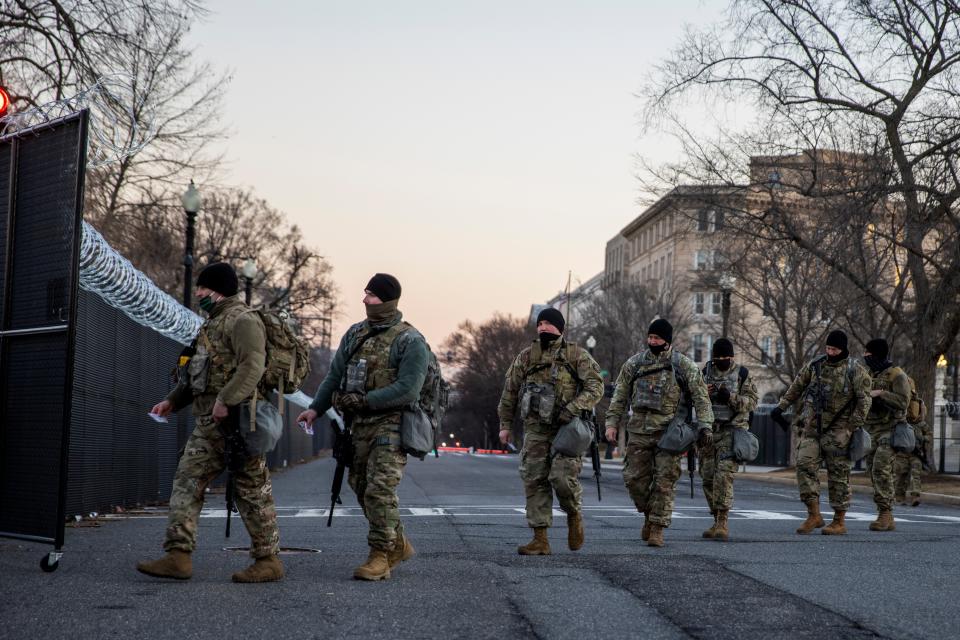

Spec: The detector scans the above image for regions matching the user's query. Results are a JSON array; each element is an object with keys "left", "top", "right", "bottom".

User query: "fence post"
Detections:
[{"left": 940, "top": 408, "right": 947, "bottom": 474}]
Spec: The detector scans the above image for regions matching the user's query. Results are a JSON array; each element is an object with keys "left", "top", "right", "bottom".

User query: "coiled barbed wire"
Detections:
[
  {"left": 0, "top": 75, "right": 156, "bottom": 167},
  {"left": 80, "top": 221, "right": 201, "bottom": 345}
]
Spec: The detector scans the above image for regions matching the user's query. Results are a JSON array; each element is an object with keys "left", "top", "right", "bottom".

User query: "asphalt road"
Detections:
[{"left": 2, "top": 452, "right": 958, "bottom": 640}]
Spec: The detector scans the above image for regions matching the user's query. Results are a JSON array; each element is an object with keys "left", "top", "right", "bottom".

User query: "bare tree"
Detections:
[
  {"left": 644, "top": 0, "right": 960, "bottom": 411},
  {"left": 441, "top": 314, "right": 530, "bottom": 448}
]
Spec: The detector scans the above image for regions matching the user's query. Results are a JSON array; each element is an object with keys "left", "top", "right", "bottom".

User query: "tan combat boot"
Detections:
[
  {"left": 388, "top": 534, "right": 416, "bottom": 569},
  {"left": 518, "top": 527, "right": 551, "bottom": 555},
  {"left": 702, "top": 510, "right": 719, "bottom": 539},
  {"left": 713, "top": 510, "right": 730, "bottom": 541},
  {"left": 869, "top": 509, "right": 896, "bottom": 532},
  {"left": 641, "top": 511, "right": 652, "bottom": 541},
  {"left": 232, "top": 554, "right": 284, "bottom": 583},
  {"left": 136, "top": 550, "right": 192, "bottom": 580},
  {"left": 353, "top": 548, "right": 391, "bottom": 581},
  {"left": 795, "top": 500, "right": 826, "bottom": 535},
  {"left": 647, "top": 524, "right": 665, "bottom": 547},
  {"left": 567, "top": 513, "right": 585, "bottom": 551},
  {"left": 822, "top": 510, "right": 847, "bottom": 535}
]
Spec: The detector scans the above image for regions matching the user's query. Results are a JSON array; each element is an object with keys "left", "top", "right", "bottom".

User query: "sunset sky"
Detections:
[{"left": 189, "top": 0, "right": 724, "bottom": 347}]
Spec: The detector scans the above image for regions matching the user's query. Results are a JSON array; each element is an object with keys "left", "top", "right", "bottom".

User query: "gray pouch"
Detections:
[
  {"left": 891, "top": 422, "right": 917, "bottom": 453},
  {"left": 551, "top": 415, "right": 593, "bottom": 457},
  {"left": 847, "top": 427, "right": 872, "bottom": 462},
  {"left": 657, "top": 416, "right": 697, "bottom": 454},
  {"left": 401, "top": 406, "right": 435, "bottom": 460},
  {"left": 731, "top": 427, "right": 760, "bottom": 463},
  {"left": 239, "top": 398, "right": 283, "bottom": 456},
  {"left": 187, "top": 351, "right": 210, "bottom": 394}
]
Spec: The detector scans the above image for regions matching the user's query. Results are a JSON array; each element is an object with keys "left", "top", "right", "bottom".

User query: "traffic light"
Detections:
[{"left": 0, "top": 86, "right": 9, "bottom": 118}]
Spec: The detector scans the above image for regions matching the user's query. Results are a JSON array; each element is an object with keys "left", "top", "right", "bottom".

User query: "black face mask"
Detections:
[
  {"left": 713, "top": 358, "right": 733, "bottom": 372},
  {"left": 539, "top": 332, "right": 560, "bottom": 350},
  {"left": 827, "top": 350, "right": 848, "bottom": 364},
  {"left": 864, "top": 355, "right": 889, "bottom": 373},
  {"left": 648, "top": 341, "right": 668, "bottom": 355}
]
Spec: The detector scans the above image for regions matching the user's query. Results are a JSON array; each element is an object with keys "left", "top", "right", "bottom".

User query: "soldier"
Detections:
[
  {"left": 770, "top": 330, "right": 871, "bottom": 536},
  {"left": 498, "top": 308, "right": 603, "bottom": 555},
  {"left": 297, "top": 274, "right": 427, "bottom": 581},
  {"left": 138, "top": 262, "right": 283, "bottom": 583},
  {"left": 862, "top": 338, "right": 910, "bottom": 532},
  {"left": 895, "top": 376, "right": 932, "bottom": 506},
  {"left": 604, "top": 319, "right": 714, "bottom": 548},
  {"left": 699, "top": 338, "right": 758, "bottom": 541}
]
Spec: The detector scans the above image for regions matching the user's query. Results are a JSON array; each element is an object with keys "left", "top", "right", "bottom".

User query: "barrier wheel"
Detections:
[{"left": 40, "top": 554, "right": 60, "bottom": 573}]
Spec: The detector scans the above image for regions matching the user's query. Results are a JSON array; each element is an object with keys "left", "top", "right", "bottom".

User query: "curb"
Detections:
[{"left": 740, "top": 472, "right": 960, "bottom": 507}]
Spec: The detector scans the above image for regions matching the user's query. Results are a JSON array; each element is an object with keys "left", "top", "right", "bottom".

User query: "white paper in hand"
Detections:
[{"left": 147, "top": 412, "right": 169, "bottom": 424}]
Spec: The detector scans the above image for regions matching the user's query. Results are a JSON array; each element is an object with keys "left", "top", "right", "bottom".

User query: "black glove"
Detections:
[
  {"left": 337, "top": 392, "right": 366, "bottom": 413},
  {"left": 697, "top": 427, "right": 713, "bottom": 447},
  {"left": 558, "top": 406, "right": 575, "bottom": 424},
  {"left": 770, "top": 406, "right": 789, "bottom": 430},
  {"left": 715, "top": 386, "right": 731, "bottom": 404}
]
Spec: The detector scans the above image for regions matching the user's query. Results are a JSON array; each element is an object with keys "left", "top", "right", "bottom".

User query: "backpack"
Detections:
[
  {"left": 905, "top": 374, "right": 926, "bottom": 424},
  {"left": 256, "top": 308, "right": 311, "bottom": 394},
  {"left": 420, "top": 343, "right": 450, "bottom": 429}
]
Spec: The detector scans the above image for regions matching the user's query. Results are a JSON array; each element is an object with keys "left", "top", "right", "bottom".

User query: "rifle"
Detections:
[
  {"left": 217, "top": 405, "right": 247, "bottom": 538},
  {"left": 589, "top": 412, "right": 602, "bottom": 501},
  {"left": 327, "top": 411, "right": 354, "bottom": 527}
]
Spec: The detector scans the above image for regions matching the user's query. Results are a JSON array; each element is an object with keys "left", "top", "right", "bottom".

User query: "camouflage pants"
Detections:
[
  {"left": 796, "top": 430, "right": 852, "bottom": 510},
  {"left": 622, "top": 433, "right": 682, "bottom": 527},
  {"left": 700, "top": 429, "right": 738, "bottom": 512},
  {"left": 164, "top": 416, "right": 280, "bottom": 558},
  {"left": 349, "top": 422, "right": 407, "bottom": 551},
  {"left": 894, "top": 452, "right": 923, "bottom": 498},
  {"left": 865, "top": 436, "right": 896, "bottom": 511},
  {"left": 518, "top": 432, "right": 583, "bottom": 528}
]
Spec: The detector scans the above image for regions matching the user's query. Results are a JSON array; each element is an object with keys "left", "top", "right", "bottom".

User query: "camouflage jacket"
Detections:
[
  {"left": 864, "top": 364, "right": 910, "bottom": 437},
  {"left": 310, "top": 311, "right": 427, "bottom": 426},
  {"left": 777, "top": 355, "right": 872, "bottom": 435},
  {"left": 605, "top": 346, "right": 714, "bottom": 435},
  {"left": 498, "top": 338, "right": 603, "bottom": 437},
  {"left": 702, "top": 360, "right": 758, "bottom": 430},
  {"left": 167, "top": 295, "right": 266, "bottom": 417}
]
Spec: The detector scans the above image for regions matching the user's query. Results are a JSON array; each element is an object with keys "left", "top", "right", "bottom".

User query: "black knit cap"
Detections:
[
  {"left": 712, "top": 337, "right": 735, "bottom": 358},
  {"left": 536, "top": 307, "right": 565, "bottom": 333},
  {"left": 865, "top": 338, "right": 889, "bottom": 360},
  {"left": 365, "top": 273, "right": 402, "bottom": 302},
  {"left": 648, "top": 318, "right": 673, "bottom": 343},
  {"left": 826, "top": 329, "right": 848, "bottom": 351},
  {"left": 196, "top": 261, "right": 238, "bottom": 296}
]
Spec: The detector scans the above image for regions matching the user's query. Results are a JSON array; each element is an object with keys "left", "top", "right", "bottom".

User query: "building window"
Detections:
[
  {"left": 710, "top": 292, "right": 722, "bottom": 315},
  {"left": 693, "top": 334, "right": 705, "bottom": 362},
  {"left": 693, "top": 292, "right": 705, "bottom": 315},
  {"left": 698, "top": 208, "right": 723, "bottom": 232},
  {"left": 698, "top": 209, "right": 710, "bottom": 231},
  {"left": 775, "top": 338, "right": 785, "bottom": 366},
  {"left": 695, "top": 250, "right": 710, "bottom": 271},
  {"left": 762, "top": 293, "right": 772, "bottom": 317},
  {"left": 761, "top": 337, "right": 772, "bottom": 365}
]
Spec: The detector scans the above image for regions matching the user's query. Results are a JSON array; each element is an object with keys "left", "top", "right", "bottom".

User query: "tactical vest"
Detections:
[
  {"left": 519, "top": 342, "right": 580, "bottom": 425},
  {"left": 906, "top": 374, "right": 926, "bottom": 424},
  {"left": 868, "top": 365, "right": 907, "bottom": 423},
  {"left": 630, "top": 350, "right": 685, "bottom": 416},
  {"left": 188, "top": 300, "right": 254, "bottom": 396},
  {"left": 344, "top": 321, "right": 412, "bottom": 400},
  {"left": 702, "top": 361, "right": 741, "bottom": 424},
  {"left": 803, "top": 356, "right": 856, "bottom": 420}
]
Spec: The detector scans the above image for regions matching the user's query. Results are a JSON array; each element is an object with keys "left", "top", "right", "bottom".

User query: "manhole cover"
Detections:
[{"left": 223, "top": 546, "right": 321, "bottom": 555}]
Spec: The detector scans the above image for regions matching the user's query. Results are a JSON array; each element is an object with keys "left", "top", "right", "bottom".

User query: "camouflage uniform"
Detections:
[
  {"left": 863, "top": 365, "right": 910, "bottom": 512},
  {"left": 164, "top": 295, "right": 279, "bottom": 558},
  {"left": 605, "top": 347, "right": 713, "bottom": 527},
  {"left": 700, "top": 361, "right": 759, "bottom": 512},
  {"left": 310, "top": 310, "right": 427, "bottom": 552},
  {"left": 777, "top": 356, "right": 872, "bottom": 511},
  {"left": 498, "top": 339, "right": 603, "bottom": 528},
  {"left": 894, "top": 420, "right": 933, "bottom": 501}
]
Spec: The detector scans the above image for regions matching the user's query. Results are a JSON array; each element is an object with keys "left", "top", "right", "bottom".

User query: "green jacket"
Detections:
[
  {"left": 167, "top": 295, "right": 266, "bottom": 416},
  {"left": 864, "top": 364, "right": 910, "bottom": 437},
  {"left": 310, "top": 311, "right": 428, "bottom": 418},
  {"left": 777, "top": 355, "right": 872, "bottom": 435},
  {"left": 605, "top": 346, "right": 714, "bottom": 435},
  {"left": 498, "top": 338, "right": 603, "bottom": 436}
]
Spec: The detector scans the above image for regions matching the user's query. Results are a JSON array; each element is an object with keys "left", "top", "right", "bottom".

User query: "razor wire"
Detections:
[
  {"left": 79, "top": 221, "right": 201, "bottom": 345},
  {"left": 0, "top": 74, "right": 156, "bottom": 167}
]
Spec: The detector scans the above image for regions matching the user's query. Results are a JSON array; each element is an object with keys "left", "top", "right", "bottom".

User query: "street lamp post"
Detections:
[
  {"left": 242, "top": 258, "right": 257, "bottom": 306},
  {"left": 719, "top": 273, "right": 737, "bottom": 339},
  {"left": 585, "top": 335, "right": 597, "bottom": 356},
  {"left": 180, "top": 180, "right": 202, "bottom": 307}
]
